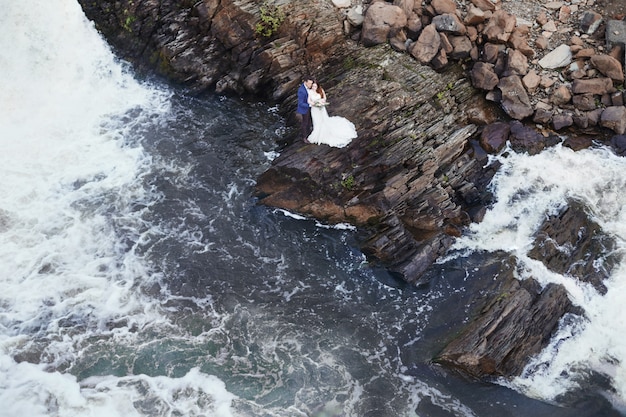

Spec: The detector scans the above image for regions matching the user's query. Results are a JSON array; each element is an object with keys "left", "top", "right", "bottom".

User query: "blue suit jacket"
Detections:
[{"left": 297, "top": 83, "right": 310, "bottom": 114}]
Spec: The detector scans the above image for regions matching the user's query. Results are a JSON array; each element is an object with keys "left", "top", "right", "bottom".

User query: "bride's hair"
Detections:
[{"left": 316, "top": 83, "right": 325, "bottom": 99}]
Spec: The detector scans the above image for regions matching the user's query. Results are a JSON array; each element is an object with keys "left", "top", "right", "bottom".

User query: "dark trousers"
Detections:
[{"left": 298, "top": 110, "right": 312, "bottom": 140}]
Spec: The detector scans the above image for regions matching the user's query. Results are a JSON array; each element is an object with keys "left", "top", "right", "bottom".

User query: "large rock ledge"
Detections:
[{"left": 78, "top": 0, "right": 625, "bottom": 383}]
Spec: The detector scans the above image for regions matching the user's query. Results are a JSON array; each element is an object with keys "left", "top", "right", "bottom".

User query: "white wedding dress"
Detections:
[{"left": 307, "top": 89, "right": 357, "bottom": 148}]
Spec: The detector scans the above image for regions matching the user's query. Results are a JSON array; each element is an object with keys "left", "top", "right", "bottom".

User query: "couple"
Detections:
[{"left": 297, "top": 76, "right": 357, "bottom": 148}]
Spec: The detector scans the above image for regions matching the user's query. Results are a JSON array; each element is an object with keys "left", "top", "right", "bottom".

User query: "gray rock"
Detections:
[
  {"left": 600, "top": 106, "right": 626, "bottom": 134},
  {"left": 538, "top": 44, "right": 572, "bottom": 69}
]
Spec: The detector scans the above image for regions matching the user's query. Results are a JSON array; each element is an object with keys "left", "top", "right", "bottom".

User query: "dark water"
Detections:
[{"left": 67, "top": 89, "right": 618, "bottom": 417}]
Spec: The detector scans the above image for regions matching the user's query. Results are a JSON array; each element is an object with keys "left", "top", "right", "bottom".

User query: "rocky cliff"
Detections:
[{"left": 78, "top": 0, "right": 626, "bottom": 381}]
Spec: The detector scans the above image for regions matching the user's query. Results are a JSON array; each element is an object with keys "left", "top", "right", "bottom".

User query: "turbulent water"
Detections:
[{"left": 1, "top": 1, "right": 626, "bottom": 416}]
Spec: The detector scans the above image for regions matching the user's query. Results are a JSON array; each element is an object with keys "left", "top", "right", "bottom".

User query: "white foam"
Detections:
[
  {"left": 452, "top": 144, "right": 626, "bottom": 409},
  {"left": 0, "top": 0, "right": 236, "bottom": 415}
]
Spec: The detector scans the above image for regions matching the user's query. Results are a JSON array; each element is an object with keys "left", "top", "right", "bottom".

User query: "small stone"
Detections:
[
  {"left": 332, "top": 0, "right": 351, "bottom": 8},
  {"left": 538, "top": 44, "right": 572, "bottom": 69}
]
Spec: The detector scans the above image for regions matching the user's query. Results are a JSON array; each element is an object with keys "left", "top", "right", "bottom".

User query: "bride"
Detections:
[{"left": 306, "top": 82, "right": 357, "bottom": 148}]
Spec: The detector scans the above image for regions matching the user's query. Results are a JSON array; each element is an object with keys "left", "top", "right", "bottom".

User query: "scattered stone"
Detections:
[
  {"left": 535, "top": 35, "right": 549, "bottom": 50},
  {"left": 607, "top": 20, "right": 626, "bottom": 50},
  {"left": 551, "top": 84, "right": 572, "bottom": 105},
  {"left": 600, "top": 106, "right": 626, "bottom": 134},
  {"left": 509, "top": 120, "right": 545, "bottom": 154},
  {"left": 538, "top": 44, "right": 572, "bottom": 69},
  {"left": 533, "top": 108, "right": 553, "bottom": 124},
  {"left": 580, "top": 11, "right": 603, "bottom": 35},
  {"left": 552, "top": 113, "right": 574, "bottom": 130},
  {"left": 410, "top": 23, "right": 441, "bottom": 64},
  {"left": 332, "top": 0, "right": 351, "bottom": 8},
  {"left": 362, "top": 2, "right": 408, "bottom": 46},
  {"left": 471, "top": 61, "right": 500, "bottom": 90},
  {"left": 571, "top": 77, "right": 615, "bottom": 95},
  {"left": 505, "top": 48, "right": 529, "bottom": 76},
  {"left": 465, "top": 7, "right": 487, "bottom": 25},
  {"left": 483, "top": 10, "right": 516, "bottom": 43},
  {"left": 347, "top": 5, "right": 365, "bottom": 26},
  {"left": 479, "top": 122, "right": 510, "bottom": 153},
  {"left": 522, "top": 70, "right": 541, "bottom": 92},
  {"left": 590, "top": 54, "right": 625, "bottom": 81},
  {"left": 498, "top": 75, "right": 534, "bottom": 120}
]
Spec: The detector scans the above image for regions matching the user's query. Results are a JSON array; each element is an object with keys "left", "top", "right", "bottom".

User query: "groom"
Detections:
[{"left": 297, "top": 76, "right": 314, "bottom": 143}]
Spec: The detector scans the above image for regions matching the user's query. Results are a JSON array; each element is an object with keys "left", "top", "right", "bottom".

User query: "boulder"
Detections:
[
  {"left": 571, "top": 77, "right": 615, "bottom": 95},
  {"left": 529, "top": 201, "right": 619, "bottom": 294},
  {"left": 470, "top": 62, "right": 499, "bottom": 90},
  {"left": 410, "top": 23, "right": 441, "bottom": 64},
  {"left": 552, "top": 113, "right": 573, "bottom": 130},
  {"left": 479, "top": 122, "right": 510, "bottom": 153},
  {"left": 590, "top": 54, "right": 624, "bottom": 82},
  {"left": 509, "top": 120, "right": 545, "bottom": 154},
  {"left": 497, "top": 75, "right": 534, "bottom": 120},
  {"left": 483, "top": 10, "right": 516, "bottom": 43},
  {"left": 580, "top": 11, "right": 603, "bottom": 35},
  {"left": 362, "top": 2, "right": 408, "bottom": 46},
  {"left": 600, "top": 106, "right": 626, "bottom": 134}
]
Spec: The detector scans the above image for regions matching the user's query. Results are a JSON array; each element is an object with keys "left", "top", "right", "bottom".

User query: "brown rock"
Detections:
[
  {"left": 536, "top": 11, "right": 548, "bottom": 26},
  {"left": 479, "top": 122, "right": 510, "bottom": 153},
  {"left": 431, "top": 48, "right": 449, "bottom": 69},
  {"left": 362, "top": 2, "right": 408, "bottom": 46},
  {"left": 600, "top": 106, "right": 626, "bottom": 134},
  {"left": 469, "top": 0, "right": 496, "bottom": 12},
  {"left": 481, "top": 42, "right": 502, "bottom": 64},
  {"left": 449, "top": 35, "right": 473, "bottom": 60},
  {"left": 505, "top": 48, "right": 529, "bottom": 76},
  {"left": 550, "top": 84, "right": 572, "bottom": 106},
  {"left": 465, "top": 6, "right": 487, "bottom": 25},
  {"left": 558, "top": 5, "right": 571, "bottom": 22},
  {"left": 552, "top": 113, "right": 573, "bottom": 130},
  {"left": 533, "top": 108, "right": 553, "bottom": 124},
  {"left": 440, "top": 32, "right": 454, "bottom": 54},
  {"left": 509, "top": 120, "right": 545, "bottom": 154},
  {"left": 575, "top": 48, "right": 595, "bottom": 58},
  {"left": 498, "top": 75, "right": 533, "bottom": 120},
  {"left": 410, "top": 23, "right": 441, "bottom": 64},
  {"left": 431, "top": 0, "right": 457, "bottom": 15},
  {"left": 508, "top": 29, "right": 535, "bottom": 57},
  {"left": 535, "top": 35, "right": 549, "bottom": 50},
  {"left": 571, "top": 78, "right": 615, "bottom": 95},
  {"left": 522, "top": 70, "right": 541, "bottom": 92},
  {"left": 572, "top": 93, "right": 597, "bottom": 111},
  {"left": 483, "top": 10, "right": 516, "bottom": 43},
  {"left": 590, "top": 54, "right": 625, "bottom": 82},
  {"left": 467, "top": 26, "right": 478, "bottom": 42},
  {"left": 470, "top": 62, "right": 499, "bottom": 90}
]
